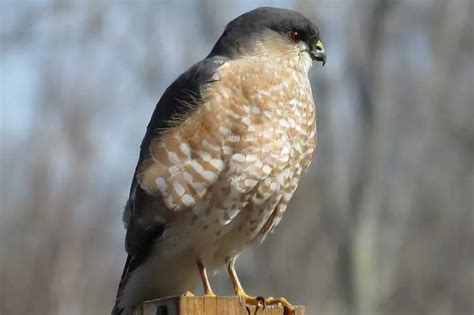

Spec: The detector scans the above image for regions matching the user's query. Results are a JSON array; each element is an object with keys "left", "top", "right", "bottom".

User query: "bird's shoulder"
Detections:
[
  {"left": 123, "top": 56, "right": 230, "bottom": 257},
  {"left": 140, "top": 56, "right": 230, "bottom": 156}
]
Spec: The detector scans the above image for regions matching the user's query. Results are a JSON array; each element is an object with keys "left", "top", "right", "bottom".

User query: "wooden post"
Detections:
[{"left": 133, "top": 296, "right": 305, "bottom": 315}]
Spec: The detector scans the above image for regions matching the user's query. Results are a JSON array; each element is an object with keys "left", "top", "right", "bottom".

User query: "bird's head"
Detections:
[{"left": 209, "top": 7, "right": 326, "bottom": 73}]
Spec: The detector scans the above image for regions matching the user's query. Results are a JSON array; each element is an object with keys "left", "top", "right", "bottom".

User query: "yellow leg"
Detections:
[
  {"left": 227, "top": 258, "right": 257, "bottom": 300},
  {"left": 197, "top": 260, "right": 216, "bottom": 296},
  {"left": 227, "top": 258, "right": 296, "bottom": 314}
]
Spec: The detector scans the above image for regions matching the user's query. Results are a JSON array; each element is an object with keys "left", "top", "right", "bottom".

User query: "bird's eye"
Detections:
[{"left": 289, "top": 31, "right": 302, "bottom": 43}]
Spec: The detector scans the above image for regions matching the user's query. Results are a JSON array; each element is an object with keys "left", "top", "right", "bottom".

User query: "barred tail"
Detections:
[{"left": 112, "top": 255, "right": 135, "bottom": 315}]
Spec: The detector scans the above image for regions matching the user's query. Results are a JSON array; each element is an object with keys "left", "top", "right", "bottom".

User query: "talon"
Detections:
[
  {"left": 246, "top": 305, "right": 251, "bottom": 315},
  {"left": 237, "top": 292, "right": 264, "bottom": 307},
  {"left": 264, "top": 296, "right": 296, "bottom": 315},
  {"left": 182, "top": 291, "right": 195, "bottom": 297},
  {"left": 251, "top": 296, "right": 266, "bottom": 315},
  {"left": 256, "top": 296, "right": 266, "bottom": 309}
]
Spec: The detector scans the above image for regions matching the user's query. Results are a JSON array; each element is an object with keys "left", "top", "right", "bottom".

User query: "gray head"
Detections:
[{"left": 209, "top": 7, "right": 326, "bottom": 68}]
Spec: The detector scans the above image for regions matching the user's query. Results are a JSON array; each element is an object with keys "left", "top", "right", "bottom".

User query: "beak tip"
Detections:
[
  {"left": 310, "top": 49, "right": 327, "bottom": 66},
  {"left": 311, "top": 52, "right": 327, "bottom": 66}
]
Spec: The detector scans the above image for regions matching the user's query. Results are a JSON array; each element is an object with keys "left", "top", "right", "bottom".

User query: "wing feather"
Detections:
[{"left": 114, "top": 57, "right": 229, "bottom": 309}]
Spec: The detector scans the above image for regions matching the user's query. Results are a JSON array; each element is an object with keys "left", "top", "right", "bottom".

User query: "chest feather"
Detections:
[{"left": 136, "top": 61, "right": 317, "bottom": 220}]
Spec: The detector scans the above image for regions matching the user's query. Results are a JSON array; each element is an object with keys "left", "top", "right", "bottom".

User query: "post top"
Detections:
[{"left": 133, "top": 295, "right": 305, "bottom": 315}]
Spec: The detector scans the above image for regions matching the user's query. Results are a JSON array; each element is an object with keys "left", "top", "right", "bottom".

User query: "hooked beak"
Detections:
[{"left": 309, "top": 39, "right": 326, "bottom": 66}]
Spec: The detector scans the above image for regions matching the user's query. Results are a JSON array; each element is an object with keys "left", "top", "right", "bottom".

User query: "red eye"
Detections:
[{"left": 289, "top": 31, "right": 301, "bottom": 42}]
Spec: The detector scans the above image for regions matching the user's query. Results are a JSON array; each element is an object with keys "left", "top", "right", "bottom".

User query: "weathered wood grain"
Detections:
[{"left": 133, "top": 296, "right": 305, "bottom": 315}]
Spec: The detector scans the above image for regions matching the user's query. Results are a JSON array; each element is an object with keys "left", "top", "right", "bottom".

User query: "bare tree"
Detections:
[{"left": 1, "top": 1, "right": 472, "bottom": 314}]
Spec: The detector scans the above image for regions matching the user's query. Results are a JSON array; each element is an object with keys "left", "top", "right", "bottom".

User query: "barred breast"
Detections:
[{"left": 137, "top": 58, "right": 316, "bottom": 267}]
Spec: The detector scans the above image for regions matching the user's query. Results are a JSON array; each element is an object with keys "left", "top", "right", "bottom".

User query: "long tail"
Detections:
[{"left": 112, "top": 255, "right": 136, "bottom": 315}]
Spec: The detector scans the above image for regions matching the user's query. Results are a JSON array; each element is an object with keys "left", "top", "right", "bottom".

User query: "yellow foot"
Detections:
[
  {"left": 264, "top": 296, "right": 296, "bottom": 315},
  {"left": 238, "top": 292, "right": 266, "bottom": 307},
  {"left": 182, "top": 291, "right": 195, "bottom": 297},
  {"left": 237, "top": 292, "right": 265, "bottom": 315},
  {"left": 239, "top": 293, "right": 296, "bottom": 315},
  {"left": 204, "top": 290, "right": 217, "bottom": 297}
]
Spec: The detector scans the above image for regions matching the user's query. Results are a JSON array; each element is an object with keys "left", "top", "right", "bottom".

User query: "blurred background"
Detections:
[{"left": 1, "top": 0, "right": 473, "bottom": 314}]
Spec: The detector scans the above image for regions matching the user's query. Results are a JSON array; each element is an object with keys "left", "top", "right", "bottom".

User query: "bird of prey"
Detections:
[{"left": 113, "top": 7, "right": 326, "bottom": 315}]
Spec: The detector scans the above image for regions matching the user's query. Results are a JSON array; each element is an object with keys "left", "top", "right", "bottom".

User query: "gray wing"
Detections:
[{"left": 113, "top": 56, "right": 228, "bottom": 314}]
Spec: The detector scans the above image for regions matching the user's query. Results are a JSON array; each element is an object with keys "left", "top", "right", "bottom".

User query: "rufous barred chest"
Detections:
[{"left": 136, "top": 58, "right": 316, "bottom": 266}]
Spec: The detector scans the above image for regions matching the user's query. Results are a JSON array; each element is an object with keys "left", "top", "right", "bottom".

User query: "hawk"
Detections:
[{"left": 113, "top": 7, "right": 326, "bottom": 315}]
